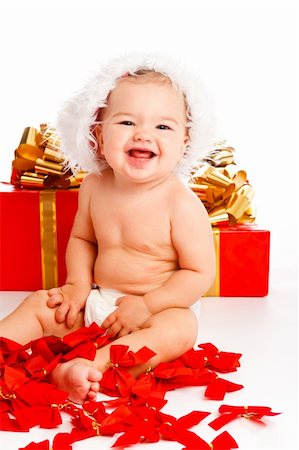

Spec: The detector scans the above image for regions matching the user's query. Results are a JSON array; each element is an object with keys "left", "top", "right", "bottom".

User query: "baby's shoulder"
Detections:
[
  {"left": 169, "top": 178, "right": 208, "bottom": 217},
  {"left": 170, "top": 177, "right": 199, "bottom": 204},
  {"left": 79, "top": 170, "right": 111, "bottom": 195}
]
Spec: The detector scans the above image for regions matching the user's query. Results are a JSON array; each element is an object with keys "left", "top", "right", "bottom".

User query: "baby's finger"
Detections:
[
  {"left": 47, "top": 294, "right": 63, "bottom": 308},
  {"left": 48, "top": 287, "right": 62, "bottom": 296},
  {"left": 55, "top": 303, "right": 69, "bottom": 323},
  {"left": 101, "top": 314, "right": 117, "bottom": 330},
  {"left": 117, "top": 327, "right": 131, "bottom": 338},
  {"left": 66, "top": 307, "right": 80, "bottom": 329},
  {"left": 107, "top": 322, "right": 122, "bottom": 337},
  {"left": 115, "top": 296, "right": 126, "bottom": 306}
]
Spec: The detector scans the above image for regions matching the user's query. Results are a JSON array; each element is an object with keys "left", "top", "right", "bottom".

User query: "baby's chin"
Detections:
[{"left": 124, "top": 168, "right": 176, "bottom": 187}]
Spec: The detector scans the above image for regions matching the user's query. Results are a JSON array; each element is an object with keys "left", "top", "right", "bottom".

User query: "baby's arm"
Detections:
[
  {"left": 47, "top": 175, "right": 97, "bottom": 327},
  {"left": 143, "top": 192, "right": 215, "bottom": 313}
]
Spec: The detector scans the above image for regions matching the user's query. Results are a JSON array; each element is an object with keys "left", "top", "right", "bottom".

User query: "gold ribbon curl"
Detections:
[
  {"left": 189, "top": 146, "right": 255, "bottom": 225},
  {"left": 11, "top": 124, "right": 87, "bottom": 189}
]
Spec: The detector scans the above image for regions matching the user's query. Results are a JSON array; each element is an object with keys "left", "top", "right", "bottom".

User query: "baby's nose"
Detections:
[{"left": 133, "top": 127, "right": 152, "bottom": 142}]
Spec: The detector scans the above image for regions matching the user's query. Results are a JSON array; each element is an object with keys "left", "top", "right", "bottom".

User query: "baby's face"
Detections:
[{"left": 98, "top": 79, "right": 189, "bottom": 184}]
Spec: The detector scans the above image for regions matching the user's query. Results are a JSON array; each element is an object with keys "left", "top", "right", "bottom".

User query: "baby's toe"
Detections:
[
  {"left": 87, "top": 367, "right": 102, "bottom": 382},
  {"left": 87, "top": 389, "right": 98, "bottom": 401},
  {"left": 90, "top": 381, "right": 100, "bottom": 393}
]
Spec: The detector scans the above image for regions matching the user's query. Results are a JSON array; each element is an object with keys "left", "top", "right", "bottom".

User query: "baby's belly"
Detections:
[{"left": 94, "top": 248, "right": 178, "bottom": 295}]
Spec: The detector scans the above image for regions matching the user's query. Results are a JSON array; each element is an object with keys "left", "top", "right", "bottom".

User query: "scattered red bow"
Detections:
[
  {"left": 180, "top": 343, "right": 242, "bottom": 373},
  {"left": 100, "top": 345, "right": 156, "bottom": 397},
  {"left": 182, "top": 430, "right": 239, "bottom": 450},
  {"left": 0, "top": 325, "right": 281, "bottom": 450},
  {"left": 209, "top": 404, "right": 282, "bottom": 430}
]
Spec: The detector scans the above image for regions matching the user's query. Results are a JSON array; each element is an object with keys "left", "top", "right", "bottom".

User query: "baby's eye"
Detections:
[
  {"left": 157, "top": 124, "right": 172, "bottom": 130},
  {"left": 119, "top": 120, "right": 134, "bottom": 126}
]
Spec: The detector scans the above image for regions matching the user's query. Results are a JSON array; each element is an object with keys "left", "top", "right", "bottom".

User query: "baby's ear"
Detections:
[{"left": 94, "top": 125, "right": 104, "bottom": 154}]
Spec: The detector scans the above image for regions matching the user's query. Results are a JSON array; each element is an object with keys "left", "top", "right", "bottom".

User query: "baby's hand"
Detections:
[
  {"left": 47, "top": 283, "right": 90, "bottom": 328},
  {"left": 101, "top": 295, "right": 152, "bottom": 337}
]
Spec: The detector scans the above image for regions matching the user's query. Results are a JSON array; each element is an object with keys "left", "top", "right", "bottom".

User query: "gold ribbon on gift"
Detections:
[
  {"left": 204, "top": 227, "right": 220, "bottom": 296},
  {"left": 40, "top": 190, "right": 58, "bottom": 289},
  {"left": 11, "top": 125, "right": 87, "bottom": 189},
  {"left": 189, "top": 146, "right": 256, "bottom": 225},
  {"left": 10, "top": 124, "right": 85, "bottom": 289}
]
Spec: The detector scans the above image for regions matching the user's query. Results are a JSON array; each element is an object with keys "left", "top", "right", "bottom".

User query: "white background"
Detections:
[
  {"left": 0, "top": 0, "right": 298, "bottom": 280},
  {"left": 0, "top": 0, "right": 298, "bottom": 449}
]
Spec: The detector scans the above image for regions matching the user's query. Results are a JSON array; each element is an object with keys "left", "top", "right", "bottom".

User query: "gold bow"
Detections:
[
  {"left": 189, "top": 146, "right": 255, "bottom": 225},
  {"left": 11, "top": 125, "right": 86, "bottom": 189}
]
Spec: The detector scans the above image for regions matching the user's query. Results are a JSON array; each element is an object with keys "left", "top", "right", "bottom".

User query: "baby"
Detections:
[{"left": 0, "top": 53, "right": 216, "bottom": 403}]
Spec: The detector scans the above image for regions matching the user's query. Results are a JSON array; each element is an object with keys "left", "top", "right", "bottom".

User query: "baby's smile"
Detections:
[
  {"left": 127, "top": 147, "right": 158, "bottom": 159},
  {"left": 126, "top": 147, "right": 158, "bottom": 169}
]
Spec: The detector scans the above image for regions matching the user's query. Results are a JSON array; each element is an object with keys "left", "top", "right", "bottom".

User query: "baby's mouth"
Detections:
[{"left": 127, "top": 149, "right": 157, "bottom": 159}]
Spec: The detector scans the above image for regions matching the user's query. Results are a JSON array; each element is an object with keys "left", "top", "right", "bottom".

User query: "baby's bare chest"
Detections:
[{"left": 90, "top": 194, "right": 173, "bottom": 254}]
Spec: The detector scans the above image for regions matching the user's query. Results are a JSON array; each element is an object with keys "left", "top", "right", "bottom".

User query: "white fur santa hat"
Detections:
[{"left": 56, "top": 51, "right": 217, "bottom": 179}]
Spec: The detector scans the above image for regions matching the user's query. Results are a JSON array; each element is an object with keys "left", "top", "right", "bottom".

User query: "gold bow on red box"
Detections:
[
  {"left": 10, "top": 124, "right": 86, "bottom": 189},
  {"left": 189, "top": 146, "right": 255, "bottom": 225}
]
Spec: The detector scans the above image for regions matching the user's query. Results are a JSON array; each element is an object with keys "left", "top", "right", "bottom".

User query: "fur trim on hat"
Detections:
[{"left": 56, "top": 51, "right": 217, "bottom": 179}]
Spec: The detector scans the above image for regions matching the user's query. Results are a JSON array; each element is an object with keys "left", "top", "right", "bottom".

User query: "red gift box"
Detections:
[
  {"left": 205, "top": 225, "right": 270, "bottom": 297},
  {"left": 0, "top": 183, "right": 270, "bottom": 295},
  {"left": 0, "top": 182, "right": 78, "bottom": 290}
]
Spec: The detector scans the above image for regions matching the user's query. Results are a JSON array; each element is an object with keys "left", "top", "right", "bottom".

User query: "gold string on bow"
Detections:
[
  {"left": 10, "top": 124, "right": 87, "bottom": 189},
  {"left": 189, "top": 145, "right": 255, "bottom": 225}
]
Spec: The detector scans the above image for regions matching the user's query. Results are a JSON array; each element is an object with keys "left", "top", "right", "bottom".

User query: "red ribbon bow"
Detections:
[
  {"left": 159, "top": 410, "right": 211, "bottom": 448},
  {"left": 60, "top": 322, "right": 111, "bottom": 361},
  {"left": 12, "top": 380, "right": 70, "bottom": 429},
  {"left": 0, "top": 337, "right": 30, "bottom": 366},
  {"left": 111, "top": 404, "right": 162, "bottom": 447},
  {"left": 100, "top": 345, "right": 156, "bottom": 397},
  {"left": 19, "top": 441, "right": 50, "bottom": 450},
  {"left": 180, "top": 343, "right": 242, "bottom": 373},
  {"left": 0, "top": 324, "right": 282, "bottom": 450},
  {"left": 209, "top": 404, "right": 282, "bottom": 430},
  {"left": 112, "top": 408, "right": 210, "bottom": 448},
  {"left": 135, "top": 359, "right": 196, "bottom": 396},
  {"left": 182, "top": 430, "right": 239, "bottom": 450},
  {"left": 204, "top": 377, "right": 244, "bottom": 401}
]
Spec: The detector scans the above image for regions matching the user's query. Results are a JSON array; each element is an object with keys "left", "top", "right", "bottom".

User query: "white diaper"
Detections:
[
  {"left": 84, "top": 287, "right": 201, "bottom": 328},
  {"left": 84, "top": 287, "right": 125, "bottom": 327}
]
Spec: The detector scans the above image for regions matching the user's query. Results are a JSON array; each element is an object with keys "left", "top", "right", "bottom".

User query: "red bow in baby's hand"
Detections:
[{"left": 209, "top": 404, "right": 282, "bottom": 430}]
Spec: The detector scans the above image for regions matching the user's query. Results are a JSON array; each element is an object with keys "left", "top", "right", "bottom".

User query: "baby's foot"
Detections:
[{"left": 51, "top": 358, "right": 102, "bottom": 404}]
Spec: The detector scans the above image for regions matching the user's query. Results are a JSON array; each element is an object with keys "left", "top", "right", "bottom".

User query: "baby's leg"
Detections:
[
  {"left": 0, "top": 291, "right": 102, "bottom": 404},
  {"left": 52, "top": 307, "right": 198, "bottom": 402},
  {"left": 0, "top": 290, "right": 84, "bottom": 343},
  {"left": 115, "top": 307, "right": 198, "bottom": 376}
]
